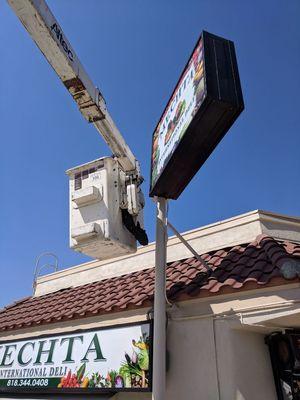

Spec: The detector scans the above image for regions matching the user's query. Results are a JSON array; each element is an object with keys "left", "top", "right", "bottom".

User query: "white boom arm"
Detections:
[{"left": 7, "top": 0, "right": 137, "bottom": 174}]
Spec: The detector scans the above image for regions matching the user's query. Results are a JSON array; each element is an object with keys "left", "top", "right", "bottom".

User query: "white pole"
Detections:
[{"left": 152, "top": 197, "right": 168, "bottom": 400}]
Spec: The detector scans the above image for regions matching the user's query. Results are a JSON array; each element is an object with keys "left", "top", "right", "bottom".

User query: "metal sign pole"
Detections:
[{"left": 152, "top": 197, "right": 168, "bottom": 400}]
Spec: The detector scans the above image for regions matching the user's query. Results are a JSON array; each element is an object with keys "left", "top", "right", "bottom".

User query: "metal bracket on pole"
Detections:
[{"left": 167, "top": 220, "right": 211, "bottom": 272}]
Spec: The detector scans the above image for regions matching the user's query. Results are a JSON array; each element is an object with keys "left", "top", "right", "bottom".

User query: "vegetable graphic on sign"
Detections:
[
  {"left": 192, "top": 40, "right": 205, "bottom": 112},
  {"left": 164, "top": 100, "right": 186, "bottom": 145},
  {"left": 57, "top": 333, "right": 150, "bottom": 389},
  {"left": 58, "top": 363, "right": 87, "bottom": 388},
  {"left": 119, "top": 335, "right": 150, "bottom": 388}
]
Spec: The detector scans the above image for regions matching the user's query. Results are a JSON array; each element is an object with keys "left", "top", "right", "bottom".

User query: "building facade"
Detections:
[{"left": 1, "top": 210, "right": 300, "bottom": 400}]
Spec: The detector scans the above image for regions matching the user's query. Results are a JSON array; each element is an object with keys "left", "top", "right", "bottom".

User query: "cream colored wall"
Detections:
[
  {"left": 215, "top": 319, "right": 277, "bottom": 400},
  {"left": 161, "top": 285, "right": 300, "bottom": 399},
  {"left": 166, "top": 317, "right": 219, "bottom": 400},
  {"left": 163, "top": 284, "right": 300, "bottom": 400},
  {"left": 164, "top": 313, "right": 277, "bottom": 400}
]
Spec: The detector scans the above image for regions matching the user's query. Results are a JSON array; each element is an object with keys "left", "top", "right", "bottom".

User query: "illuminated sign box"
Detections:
[
  {"left": 150, "top": 31, "right": 244, "bottom": 199},
  {"left": 0, "top": 322, "right": 152, "bottom": 395}
]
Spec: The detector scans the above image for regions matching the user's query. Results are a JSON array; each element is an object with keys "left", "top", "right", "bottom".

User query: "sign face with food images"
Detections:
[
  {"left": 150, "top": 31, "right": 244, "bottom": 199},
  {"left": 150, "top": 36, "right": 206, "bottom": 195},
  {"left": 0, "top": 322, "right": 152, "bottom": 394}
]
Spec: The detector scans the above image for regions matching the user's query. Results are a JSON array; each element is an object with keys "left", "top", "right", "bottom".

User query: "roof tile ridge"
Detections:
[
  {"left": 256, "top": 234, "right": 292, "bottom": 265},
  {"left": 27, "top": 267, "right": 155, "bottom": 301},
  {"left": 256, "top": 234, "right": 300, "bottom": 280},
  {"left": 256, "top": 234, "right": 300, "bottom": 249},
  {"left": 0, "top": 296, "right": 32, "bottom": 314}
]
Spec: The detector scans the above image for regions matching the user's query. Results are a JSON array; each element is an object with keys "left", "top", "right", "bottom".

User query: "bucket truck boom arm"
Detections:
[
  {"left": 7, "top": 0, "right": 148, "bottom": 251},
  {"left": 7, "top": 0, "right": 138, "bottom": 176}
]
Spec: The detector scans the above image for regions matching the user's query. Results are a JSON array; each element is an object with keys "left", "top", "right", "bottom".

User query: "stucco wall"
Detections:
[
  {"left": 166, "top": 317, "right": 219, "bottom": 399},
  {"left": 215, "top": 319, "right": 277, "bottom": 400},
  {"left": 163, "top": 316, "right": 277, "bottom": 400}
]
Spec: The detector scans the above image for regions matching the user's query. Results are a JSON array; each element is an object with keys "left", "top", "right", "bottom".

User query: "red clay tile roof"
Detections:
[{"left": 1, "top": 235, "right": 300, "bottom": 333}]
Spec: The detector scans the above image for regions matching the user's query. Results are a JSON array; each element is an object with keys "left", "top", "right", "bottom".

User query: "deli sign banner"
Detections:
[
  {"left": 0, "top": 322, "right": 151, "bottom": 393},
  {"left": 150, "top": 31, "right": 244, "bottom": 199}
]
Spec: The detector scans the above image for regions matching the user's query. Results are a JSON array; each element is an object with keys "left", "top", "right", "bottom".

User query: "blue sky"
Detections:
[{"left": 1, "top": 0, "right": 299, "bottom": 308}]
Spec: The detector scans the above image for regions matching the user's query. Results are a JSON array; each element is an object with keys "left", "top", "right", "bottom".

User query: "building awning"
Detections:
[{"left": 234, "top": 303, "right": 300, "bottom": 333}]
